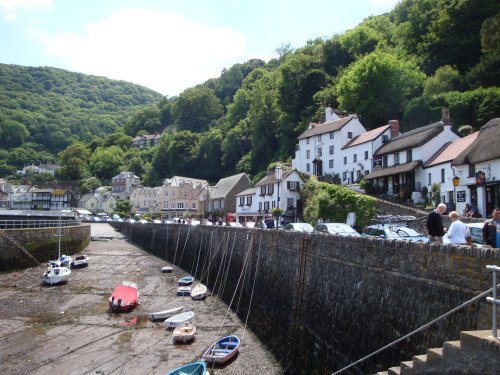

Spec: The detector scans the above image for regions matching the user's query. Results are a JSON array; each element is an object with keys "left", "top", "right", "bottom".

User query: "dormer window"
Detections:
[
  {"left": 382, "top": 135, "right": 389, "bottom": 143},
  {"left": 329, "top": 132, "right": 334, "bottom": 139},
  {"left": 348, "top": 132, "right": 353, "bottom": 138},
  {"left": 306, "top": 137, "right": 310, "bottom": 144},
  {"left": 317, "top": 134, "right": 322, "bottom": 141}
]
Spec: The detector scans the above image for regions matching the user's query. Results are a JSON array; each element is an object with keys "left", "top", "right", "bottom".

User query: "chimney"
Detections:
[
  {"left": 441, "top": 108, "right": 452, "bottom": 125},
  {"left": 325, "top": 106, "right": 340, "bottom": 122},
  {"left": 388, "top": 120, "right": 400, "bottom": 138}
]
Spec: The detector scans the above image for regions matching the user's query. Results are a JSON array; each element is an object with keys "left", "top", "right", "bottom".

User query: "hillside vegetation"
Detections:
[{"left": 0, "top": 0, "right": 499, "bottom": 188}]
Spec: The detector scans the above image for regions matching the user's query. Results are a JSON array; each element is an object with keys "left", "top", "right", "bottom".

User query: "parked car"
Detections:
[
  {"left": 228, "top": 222, "right": 243, "bottom": 228},
  {"left": 152, "top": 219, "right": 162, "bottom": 224},
  {"left": 443, "top": 222, "right": 488, "bottom": 247},
  {"left": 283, "top": 223, "right": 314, "bottom": 233},
  {"left": 114, "top": 217, "right": 124, "bottom": 222},
  {"left": 364, "top": 224, "right": 428, "bottom": 242},
  {"left": 315, "top": 223, "right": 361, "bottom": 237},
  {"left": 137, "top": 219, "right": 149, "bottom": 224},
  {"left": 125, "top": 218, "right": 136, "bottom": 224}
]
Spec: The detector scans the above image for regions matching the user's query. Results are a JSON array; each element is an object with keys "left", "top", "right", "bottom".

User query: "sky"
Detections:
[{"left": 0, "top": 0, "right": 401, "bottom": 96}]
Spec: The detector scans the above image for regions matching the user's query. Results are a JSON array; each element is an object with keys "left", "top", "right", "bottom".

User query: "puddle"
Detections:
[{"left": 119, "top": 314, "right": 149, "bottom": 328}]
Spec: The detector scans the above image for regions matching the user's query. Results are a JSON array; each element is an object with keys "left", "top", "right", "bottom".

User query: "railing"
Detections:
[
  {"left": 0, "top": 219, "right": 81, "bottom": 230},
  {"left": 486, "top": 265, "right": 500, "bottom": 339}
]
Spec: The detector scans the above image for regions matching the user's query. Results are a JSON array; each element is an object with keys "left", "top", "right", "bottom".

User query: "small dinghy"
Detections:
[
  {"left": 202, "top": 335, "right": 240, "bottom": 365},
  {"left": 177, "top": 286, "right": 191, "bottom": 296},
  {"left": 42, "top": 266, "right": 71, "bottom": 285},
  {"left": 48, "top": 254, "right": 73, "bottom": 268},
  {"left": 148, "top": 305, "right": 183, "bottom": 321},
  {"left": 162, "top": 265, "right": 173, "bottom": 273},
  {"left": 167, "top": 361, "right": 206, "bottom": 375},
  {"left": 177, "top": 275, "right": 194, "bottom": 286},
  {"left": 173, "top": 321, "right": 196, "bottom": 343},
  {"left": 164, "top": 311, "right": 194, "bottom": 329},
  {"left": 191, "top": 284, "right": 207, "bottom": 300},
  {"left": 72, "top": 254, "right": 89, "bottom": 268},
  {"left": 109, "top": 281, "right": 139, "bottom": 312}
]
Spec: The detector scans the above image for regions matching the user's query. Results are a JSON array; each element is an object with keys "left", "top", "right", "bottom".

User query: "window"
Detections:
[
  {"left": 348, "top": 132, "right": 353, "bottom": 138},
  {"left": 171, "top": 202, "right": 175, "bottom": 208},
  {"left": 441, "top": 169, "right": 445, "bottom": 183},
  {"left": 287, "top": 198, "right": 295, "bottom": 208},
  {"left": 164, "top": 191, "right": 168, "bottom": 196},
  {"left": 407, "top": 150, "right": 412, "bottom": 162},
  {"left": 329, "top": 132, "right": 334, "bottom": 139},
  {"left": 357, "top": 170, "right": 362, "bottom": 180},
  {"left": 272, "top": 201, "right": 276, "bottom": 208},
  {"left": 177, "top": 202, "right": 184, "bottom": 208},
  {"left": 246, "top": 196, "right": 252, "bottom": 206},
  {"left": 306, "top": 163, "right": 310, "bottom": 172},
  {"left": 394, "top": 153, "right": 400, "bottom": 165},
  {"left": 353, "top": 154, "right": 357, "bottom": 163},
  {"left": 264, "top": 201, "right": 270, "bottom": 211},
  {"left": 258, "top": 202, "right": 262, "bottom": 211},
  {"left": 382, "top": 155, "right": 388, "bottom": 167},
  {"left": 343, "top": 156, "right": 347, "bottom": 165},
  {"left": 329, "top": 145, "right": 334, "bottom": 155},
  {"left": 260, "top": 186, "right": 266, "bottom": 196},
  {"left": 306, "top": 137, "right": 310, "bottom": 144},
  {"left": 365, "top": 151, "right": 368, "bottom": 160},
  {"left": 267, "top": 185, "right": 274, "bottom": 195},
  {"left": 317, "top": 134, "right": 322, "bottom": 141},
  {"left": 468, "top": 164, "right": 475, "bottom": 177},
  {"left": 239, "top": 197, "right": 245, "bottom": 206},
  {"left": 342, "top": 172, "right": 347, "bottom": 180},
  {"left": 428, "top": 173, "right": 432, "bottom": 186},
  {"left": 192, "top": 202, "right": 196, "bottom": 209},
  {"left": 306, "top": 150, "right": 311, "bottom": 159},
  {"left": 382, "top": 135, "right": 389, "bottom": 143},
  {"left": 329, "top": 159, "right": 333, "bottom": 168},
  {"left": 172, "top": 191, "right": 176, "bottom": 197},
  {"left": 287, "top": 181, "right": 299, "bottom": 190},
  {"left": 317, "top": 147, "right": 322, "bottom": 157}
]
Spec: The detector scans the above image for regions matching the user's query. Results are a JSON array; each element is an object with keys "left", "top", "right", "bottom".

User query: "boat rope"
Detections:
[
  {"left": 199, "top": 230, "right": 214, "bottom": 281},
  {"left": 218, "top": 232, "right": 238, "bottom": 303},
  {"left": 232, "top": 235, "right": 263, "bottom": 375},
  {"left": 176, "top": 224, "right": 191, "bottom": 268},
  {"left": 171, "top": 226, "right": 181, "bottom": 266},
  {"left": 164, "top": 222, "right": 169, "bottom": 263},
  {"left": 199, "top": 230, "right": 227, "bottom": 285},
  {"left": 209, "top": 231, "right": 232, "bottom": 304},
  {"left": 191, "top": 231, "right": 203, "bottom": 277},
  {"left": 234, "top": 237, "right": 252, "bottom": 317},
  {"left": 331, "top": 282, "right": 500, "bottom": 375}
]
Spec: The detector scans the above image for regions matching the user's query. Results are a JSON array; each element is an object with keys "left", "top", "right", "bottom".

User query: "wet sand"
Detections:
[{"left": 0, "top": 223, "right": 282, "bottom": 375}]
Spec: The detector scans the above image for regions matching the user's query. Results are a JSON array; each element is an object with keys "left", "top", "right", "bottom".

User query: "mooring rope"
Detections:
[{"left": 176, "top": 224, "right": 191, "bottom": 268}]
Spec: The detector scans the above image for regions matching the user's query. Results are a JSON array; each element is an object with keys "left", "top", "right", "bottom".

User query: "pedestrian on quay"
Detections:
[
  {"left": 482, "top": 207, "right": 500, "bottom": 247},
  {"left": 426, "top": 203, "right": 447, "bottom": 243},
  {"left": 447, "top": 211, "right": 469, "bottom": 245}
]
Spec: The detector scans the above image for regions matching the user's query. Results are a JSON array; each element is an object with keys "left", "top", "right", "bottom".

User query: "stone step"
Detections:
[
  {"left": 387, "top": 366, "right": 401, "bottom": 375},
  {"left": 426, "top": 347, "right": 443, "bottom": 365},
  {"left": 400, "top": 360, "right": 414, "bottom": 374},
  {"left": 460, "top": 330, "right": 500, "bottom": 355},
  {"left": 412, "top": 354, "right": 428, "bottom": 371},
  {"left": 442, "top": 340, "right": 461, "bottom": 360},
  {"left": 376, "top": 372, "right": 389, "bottom": 375}
]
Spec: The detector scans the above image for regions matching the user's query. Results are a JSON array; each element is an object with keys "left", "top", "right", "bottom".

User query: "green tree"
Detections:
[
  {"left": 423, "top": 65, "right": 466, "bottom": 96},
  {"left": 115, "top": 199, "right": 133, "bottom": 218},
  {"left": 196, "top": 128, "right": 223, "bottom": 182},
  {"left": 0, "top": 119, "right": 29, "bottom": 148},
  {"left": 57, "top": 143, "right": 91, "bottom": 180},
  {"left": 173, "top": 87, "right": 223, "bottom": 132},
  {"left": 80, "top": 176, "right": 101, "bottom": 194},
  {"left": 89, "top": 146, "right": 124, "bottom": 180},
  {"left": 336, "top": 50, "right": 425, "bottom": 127},
  {"left": 124, "top": 106, "right": 162, "bottom": 136}
]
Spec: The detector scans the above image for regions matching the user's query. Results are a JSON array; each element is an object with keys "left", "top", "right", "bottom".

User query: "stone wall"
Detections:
[
  {"left": 116, "top": 223, "right": 500, "bottom": 374},
  {"left": 0, "top": 224, "right": 91, "bottom": 272}
]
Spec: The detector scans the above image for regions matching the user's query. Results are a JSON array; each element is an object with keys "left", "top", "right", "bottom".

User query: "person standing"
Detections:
[
  {"left": 447, "top": 211, "right": 469, "bottom": 245},
  {"left": 482, "top": 208, "right": 500, "bottom": 247},
  {"left": 426, "top": 203, "right": 447, "bottom": 243}
]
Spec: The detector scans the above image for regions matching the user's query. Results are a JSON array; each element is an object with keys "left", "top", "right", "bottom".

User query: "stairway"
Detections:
[{"left": 377, "top": 330, "right": 500, "bottom": 375}]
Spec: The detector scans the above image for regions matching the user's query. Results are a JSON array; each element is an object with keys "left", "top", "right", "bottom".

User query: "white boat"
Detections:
[
  {"left": 42, "top": 266, "right": 71, "bottom": 285},
  {"left": 173, "top": 321, "right": 196, "bottom": 343},
  {"left": 164, "top": 311, "right": 194, "bottom": 329},
  {"left": 176, "top": 286, "right": 191, "bottom": 296},
  {"left": 162, "top": 265, "right": 173, "bottom": 273},
  {"left": 191, "top": 284, "right": 207, "bottom": 300},
  {"left": 72, "top": 254, "right": 89, "bottom": 268},
  {"left": 148, "top": 306, "right": 183, "bottom": 321}
]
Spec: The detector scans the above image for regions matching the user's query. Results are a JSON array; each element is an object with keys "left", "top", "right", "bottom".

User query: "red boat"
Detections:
[{"left": 109, "top": 281, "right": 139, "bottom": 312}]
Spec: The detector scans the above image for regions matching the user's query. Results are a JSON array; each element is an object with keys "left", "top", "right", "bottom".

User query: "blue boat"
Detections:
[
  {"left": 202, "top": 335, "right": 240, "bottom": 364},
  {"left": 167, "top": 361, "right": 206, "bottom": 375},
  {"left": 177, "top": 275, "right": 194, "bottom": 286}
]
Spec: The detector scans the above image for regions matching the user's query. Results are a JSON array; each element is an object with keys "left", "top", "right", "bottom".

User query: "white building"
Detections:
[
  {"left": 420, "top": 132, "right": 478, "bottom": 209},
  {"left": 130, "top": 186, "right": 160, "bottom": 214},
  {"left": 111, "top": 172, "right": 140, "bottom": 201},
  {"left": 365, "top": 109, "right": 460, "bottom": 200},
  {"left": 452, "top": 118, "right": 500, "bottom": 217},
  {"left": 158, "top": 176, "right": 208, "bottom": 219},
  {"left": 235, "top": 167, "right": 304, "bottom": 224}
]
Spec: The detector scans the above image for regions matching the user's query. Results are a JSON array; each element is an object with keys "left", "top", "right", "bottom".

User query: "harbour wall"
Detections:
[
  {"left": 116, "top": 223, "right": 500, "bottom": 374},
  {"left": 0, "top": 224, "right": 91, "bottom": 272}
]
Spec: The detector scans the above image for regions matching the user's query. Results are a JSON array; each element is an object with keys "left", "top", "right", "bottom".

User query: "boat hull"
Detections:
[
  {"left": 176, "top": 286, "right": 191, "bottom": 296},
  {"left": 173, "top": 322, "right": 196, "bottom": 343},
  {"left": 164, "top": 311, "right": 194, "bottom": 329},
  {"left": 148, "top": 306, "right": 183, "bottom": 321},
  {"left": 167, "top": 361, "right": 206, "bottom": 375},
  {"left": 191, "top": 284, "right": 207, "bottom": 300},
  {"left": 42, "top": 267, "right": 71, "bottom": 285},
  {"left": 109, "top": 281, "right": 139, "bottom": 312},
  {"left": 72, "top": 255, "right": 89, "bottom": 268},
  {"left": 177, "top": 276, "right": 194, "bottom": 286},
  {"left": 202, "top": 335, "right": 240, "bottom": 365}
]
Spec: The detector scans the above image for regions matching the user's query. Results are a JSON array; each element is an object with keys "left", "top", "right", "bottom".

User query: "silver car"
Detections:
[
  {"left": 315, "top": 223, "right": 360, "bottom": 236},
  {"left": 283, "top": 223, "right": 314, "bottom": 233}
]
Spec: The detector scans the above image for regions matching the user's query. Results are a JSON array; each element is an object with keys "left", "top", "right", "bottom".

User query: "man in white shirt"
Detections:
[{"left": 447, "top": 211, "right": 469, "bottom": 245}]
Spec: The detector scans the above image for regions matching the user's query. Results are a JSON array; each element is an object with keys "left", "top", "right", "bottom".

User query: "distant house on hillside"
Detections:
[
  {"left": 205, "top": 173, "right": 252, "bottom": 222},
  {"left": 16, "top": 163, "right": 59, "bottom": 175},
  {"left": 131, "top": 132, "right": 162, "bottom": 148},
  {"left": 78, "top": 193, "right": 99, "bottom": 213},
  {"left": 111, "top": 172, "right": 140, "bottom": 201}
]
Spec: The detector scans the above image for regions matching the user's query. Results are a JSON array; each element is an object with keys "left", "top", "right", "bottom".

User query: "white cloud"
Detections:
[
  {"left": 34, "top": 8, "right": 246, "bottom": 96},
  {"left": 0, "top": 0, "right": 52, "bottom": 22}
]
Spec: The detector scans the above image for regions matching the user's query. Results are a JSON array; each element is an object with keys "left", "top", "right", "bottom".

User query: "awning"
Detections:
[{"left": 364, "top": 161, "right": 421, "bottom": 180}]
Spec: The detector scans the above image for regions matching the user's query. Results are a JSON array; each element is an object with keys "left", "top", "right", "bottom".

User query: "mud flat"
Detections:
[{"left": 0, "top": 223, "right": 282, "bottom": 375}]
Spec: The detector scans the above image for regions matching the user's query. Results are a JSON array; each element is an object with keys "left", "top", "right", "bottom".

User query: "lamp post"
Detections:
[
  {"left": 275, "top": 164, "right": 282, "bottom": 229},
  {"left": 452, "top": 176, "right": 460, "bottom": 209}
]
